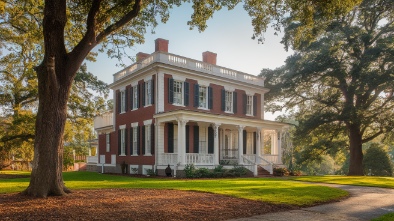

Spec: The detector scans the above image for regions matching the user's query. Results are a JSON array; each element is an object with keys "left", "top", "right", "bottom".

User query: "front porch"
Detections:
[{"left": 154, "top": 110, "right": 288, "bottom": 175}]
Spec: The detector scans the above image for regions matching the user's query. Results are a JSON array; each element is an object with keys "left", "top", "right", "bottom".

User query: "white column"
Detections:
[
  {"left": 213, "top": 123, "right": 221, "bottom": 165},
  {"left": 237, "top": 125, "right": 244, "bottom": 165},
  {"left": 156, "top": 122, "right": 164, "bottom": 165},
  {"left": 256, "top": 127, "right": 262, "bottom": 164},
  {"left": 271, "top": 130, "right": 277, "bottom": 155},
  {"left": 157, "top": 72, "right": 165, "bottom": 113},
  {"left": 277, "top": 130, "right": 282, "bottom": 164},
  {"left": 261, "top": 130, "right": 264, "bottom": 155},
  {"left": 177, "top": 118, "right": 188, "bottom": 165}
]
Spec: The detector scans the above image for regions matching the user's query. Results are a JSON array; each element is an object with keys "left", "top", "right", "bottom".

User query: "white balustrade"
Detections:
[
  {"left": 160, "top": 153, "right": 178, "bottom": 165},
  {"left": 94, "top": 112, "right": 113, "bottom": 129},
  {"left": 243, "top": 154, "right": 256, "bottom": 164},
  {"left": 185, "top": 153, "right": 214, "bottom": 165},
  {"left": 261, "top": 154, "right": 279, "bottom": 164}
]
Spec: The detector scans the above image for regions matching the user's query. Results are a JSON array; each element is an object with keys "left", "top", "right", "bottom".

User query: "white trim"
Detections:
[
  {"left": 144, "top": 75, "right": 153, "bottom": 82},
  {"left": 223, "top": 85, "right": 235, "bottom": 92},
  {"left": 131, "top": 81, "right": 138, "bottom": 87},
  {"left": 172, "top": 74, "right": 186, "bottom": 82},
  {"left": 131, "top": 122, "right": 138, "bottom": 127},
  {"left": 245, "top": 90, "right": 255, "bottom": 96},
  {"left": 198, "top": 80, "right": 210, "bottom": 87},
  {"left": 119, "top": 124, "right": 126, "bottom": 129},
  {"left": 144, "top": 119, "right": 152, "bottom": 125}
]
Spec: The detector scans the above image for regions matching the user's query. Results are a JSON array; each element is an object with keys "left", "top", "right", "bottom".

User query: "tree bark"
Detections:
[{"left": 347, "top": 124, "right": 364, "bottom": 176}]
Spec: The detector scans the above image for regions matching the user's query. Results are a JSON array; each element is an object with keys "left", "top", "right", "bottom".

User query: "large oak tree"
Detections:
[
  {"left": 0, "top": 0, "right": 362, "bottom": 197},
  {"left": 262, "top": 0, "right": 394, "bottom": 175}
]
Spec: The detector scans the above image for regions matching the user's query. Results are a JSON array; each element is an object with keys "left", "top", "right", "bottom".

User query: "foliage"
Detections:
[
  {"left": 273, "top": 167, "right": 289, "bottom": 176},
  {"left": 0, "top": 171, "right": 348, "bottom": 206},
  {"left": 228, "top": 165, "right": 249, "bottom": 177},
  {"left": 363, "top": 143, "right": 393, "bottom": 177},
  {"left": 371, "top": 212, "right": 394, "bottom": 221},
  {"left": 262, "top": 0, "right": 394, "bottom": 175},
  {"left": 184, "top": 164, "right": 248, "bottom": 178},
  {"left": 184, "top": 164, "right": 197, "bottom": 178}
]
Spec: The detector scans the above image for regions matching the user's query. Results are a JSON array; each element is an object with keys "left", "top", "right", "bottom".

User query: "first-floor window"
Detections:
[
  {"left": 120, "top": 129, "right": 126, "bottom": 155},
  {"left": 132, "top": 127, "right": 138, "bottom": 155},
  {"left": 106, "top": 133, "right": 110, "bottom": 152},
  {"left": 145, "top": 125, "right": 151, "bottom": 155},
  {"left": 225, "top": 91, "right": 233, "bottom": 112}
]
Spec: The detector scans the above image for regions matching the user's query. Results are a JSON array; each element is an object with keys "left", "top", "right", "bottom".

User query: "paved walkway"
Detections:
[{"left": 229, "top": 183, "right": 394, "bottom": 221}]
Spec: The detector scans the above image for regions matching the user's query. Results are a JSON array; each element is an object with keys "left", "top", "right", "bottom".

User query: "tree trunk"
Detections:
[{"left": 347, "top": 124, "right": 364, "bottom": 176}]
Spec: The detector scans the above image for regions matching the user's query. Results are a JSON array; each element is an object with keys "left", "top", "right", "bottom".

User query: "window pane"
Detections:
[{"left": 199, "top": 86, "right": 207, "bottom": 108}]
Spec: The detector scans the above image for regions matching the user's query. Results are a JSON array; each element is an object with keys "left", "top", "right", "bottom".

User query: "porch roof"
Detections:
[{"left": 154, "top": 110, "right": 289, "bottom": 131}]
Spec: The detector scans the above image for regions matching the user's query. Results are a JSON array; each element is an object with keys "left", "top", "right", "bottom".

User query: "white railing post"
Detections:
[{"left": 237, "top": 126, "right": 244, "bottom": 165}]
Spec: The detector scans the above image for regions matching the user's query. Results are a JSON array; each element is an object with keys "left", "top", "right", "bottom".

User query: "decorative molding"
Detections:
[
  {"left": 223, "top": 85, "right": 235, "bottom": 92},
  {"left": 119, "top": 124, "right": 126, "bottom": 129},
  {"left": 172, "top": 74, "right": 186, "bottom": 82},
  {"left": 143, "top": 119, "right": 152, "bottom": 125},
  {"left": 131, "top": 122, "right": 138, "bottom": 127}
]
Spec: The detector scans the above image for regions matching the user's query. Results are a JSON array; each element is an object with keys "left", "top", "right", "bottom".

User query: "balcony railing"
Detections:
[
  {"left": 113, "top": 52, "right": 264, "bottom": 86},
  {"left": 94, "top": 112, "right": 113, "bottom": 129},
  {"left": 186, "top": 153, "right": 214, "bottom": 165}
]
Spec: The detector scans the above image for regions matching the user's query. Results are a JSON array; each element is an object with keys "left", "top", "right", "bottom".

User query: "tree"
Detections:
[
  {"left": 0, "top": 0, "right": 363, "bottom": 197},
  {"left": 363, "top": 143, "right": 393, "bottom": 176},
  {"left": 262, "top": 0, "right": 394, "bottom": 175}
]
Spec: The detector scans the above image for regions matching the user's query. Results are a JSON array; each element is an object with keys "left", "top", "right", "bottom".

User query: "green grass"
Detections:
[
  {"left": 371, "top": 212, "right": 394, "bottom": 221},
  {"left": 0, "top": 171, "right": 348, "bottom": 206},
  {"left": 288, "top": 176, "right": 394, "bottom": 189}
]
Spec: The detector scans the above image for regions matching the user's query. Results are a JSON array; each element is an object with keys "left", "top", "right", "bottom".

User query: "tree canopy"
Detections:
[{"left": 262, "top": 0, "right": 394, "bottom": 175}]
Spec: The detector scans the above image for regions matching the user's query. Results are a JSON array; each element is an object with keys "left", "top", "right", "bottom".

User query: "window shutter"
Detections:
[
  {"left": 233, "top": 91, "right": 237, "bottom": 113},
  {"left": 142, "top": 82, "right": 145, "bottom": 107},
  {"left": 117, "top": 91, "right": 121, "bottom": 114},
  {"left": 142, "top": 126, "right": 146, "bottom": 155},
  {"left": 186, "top": 125, "right": 189, "bottom": 153},
  {"left": 151, "top": 124, "right": 155, "bottom": 155},
  {"left": 221, "top": 89, "right": 225, "bottom": 111},
  {"left": 194, "top": 84, "right": 199, "bottom": 107},
  {"left": 151, "top": 78, "right": 155, "bottom": 105},
  {"left": 168, "top": 123, "right": 174, "bottom": 153},
  {"left": 124, "top": 128, "right": 128, "bottom": 155},
  {"left": 124, "top": 88, "right": 128, "bottom": 112},
  {"left": 118, "top": 130, "right": 121, "bottom": 155},
  {"left": 136, "top": 85, "right": 139, "bottom": 108},
  {"left": 243, "top": 130, "right": 247, "bottom": 154},
  {"left": 208, "top": 87, "right": 213, "bottom": 109},
  {"left": 253, "top": 95, "right": 257, "bottom": 116},
  {"left": 193, "top": 125, "right": 199, "bottom": 153},
  {"left": 130, "top": 87, "right": 133, "bottom": 110},
  {"left": 253, "top": 132, "right": 257, "bottom": 154},
  {"left": 137, "top": 126, "right": 140, "bottom": 155},
  {"left": 184, "top": 81, "right": 189, "bottom": 106},
  {"left": 208, "top": 127, "right": 214, "bottom": 154},
  {"left": 168, "top": 78, "right": 174, "bottom": 104},
  {"left": 243, "top": 94, "right": 247, "bottom": 115},
  {"left": 130, "top": 128, "right": 133, "bottom": 155}
]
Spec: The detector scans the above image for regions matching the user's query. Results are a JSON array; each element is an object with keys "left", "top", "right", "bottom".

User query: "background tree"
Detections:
[
  {"left": 262, "top": 0, "right": 394, "bottom": 175},
  {"left": 363, "top": 142, "right": 393, "bottom": 176},
  {"left": 0, "top": 0, "right": 362, "bottom": 197}
]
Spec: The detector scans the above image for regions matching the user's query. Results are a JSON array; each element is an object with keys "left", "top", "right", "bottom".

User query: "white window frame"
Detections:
[
  {"left": 120, "top": 129, "right": 126, "bottom": 156},
  {"left": 120, "top": 90, "right": 126, "bottom": 113},
  {"left": 132, "top": 85, "right": 138, "bottom": 110},
  {"left": 145, "top": 80, "right": 152, "bottom": 106},
  {"left": 106, "top": 133, "right": 110, "bottom": 152},
  {"left": 246, "top": 95, "right": 253, "bottom": 116},
  {"left": 225, "top": 91, "right": 233, "bottom": 113},
  {"left": 199, "top": 86, "right": 208, "bottom": 109},
  {"left": 173, "top": 80, "right": 183, "bottom": 105},
  {"left": 132, "top": 126, "right": 138, "bottom": 156},
  {"left": 145, "top": 125, "right": 151, "bottom": 156}
]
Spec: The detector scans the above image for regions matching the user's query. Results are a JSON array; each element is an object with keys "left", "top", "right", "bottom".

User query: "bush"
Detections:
[
  {"left": 290, "top": 170, "right": 302, "bottom": 176},
  {"left": 229, "top": 165, "right": 248, "bottom": 177},
  {"left": 184, "top": 164, "right": 196, "bottom": 178},
  {"left": 195, "top": 167, "right": 212, "bottom": 178},
  {"left": 273, "top": 167, "right": 289, "bottom": 176},
  {"left": 363, "top": 143, "right": 393, "bottom": 177}
]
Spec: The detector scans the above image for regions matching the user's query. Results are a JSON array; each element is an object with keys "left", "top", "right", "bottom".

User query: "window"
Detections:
[
  {"left": 106, "top": 133, "right": 110, "bottom": 152},
  {"left": 120, "top": 129, "right": 126, "bottom": 155},
  {"left": 145, "top": 125, "right": 151, "bottom": 155},
  {"left": 173, "top": 80, "right": 183, "bottom": 105},
  {"left": 199, "top": 86, "right": 208, "bottom": 108},
  {"left": 132, "top": 127, "right": 138, "bottom": 155},
  {"left": 120, "top": 90, "right": 126, "bottom": 113},
  {"left": 246, "top": 95, "right": 253, "bottom": 115},
  {"left": 225, "top": 91, "right": 233, "bottom": 112},
  {"left": 145, "top": 80, "right": 152, "bottom": 106},
  {"left": 132, "top": 85, "right": 138, "bottom": 110},
  {"left": 169, "top": 78, "right": 189, "bottom": 106}
]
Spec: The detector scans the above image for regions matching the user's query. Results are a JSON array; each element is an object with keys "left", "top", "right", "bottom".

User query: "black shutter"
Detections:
[
  {"left": 142, "top": 82, "right": 145, "bottom": 107},
  {"left": 193, "top": 125, "right": 199, "bottom": 153},
  {"left": 118, "top": 130, "right": 121, "bottom": 155},
  {"left": 243, "top": 94, "right": 247, "bottom": 115},
  {"left": 233, "top": 91, "right": 237, "bottom": 113},
  {"left": 184, "top": 81, "right": 189, "bottom": 106},
  {"left": 151, "top": 124, "right": 155, "bottom": 155},
  {"left": 221, "top": 89, "right": 225, "bottom": 111},
  {"left": 208, "top": 87, "right": 213, "bottom": 109},
  {"left": 243, "top": 130, "right": 247, "bottom": 154},
  {"left": 208, "top": 127, "right": 214, "bottom": 154},
  {"left": 168, "top": 78, "right": 174, "bottom": 104},
  {"left": 124, "top": 128, "right": 128, "bottom": 155},
  {"left": 117, "top": 91, "right": 121, "bottom": 113},
  {"left": 194, "top": 84, "right": 199, "bottom": 107},
  {"left": 253, "top": 132, "right": 257, "bottom": 154},
  {"left": 124, "top": 88, "right": 128, "bottom": 112},
  {"left": 168, "top": 123, "right": 174, "bottom": 153},
  {"left": 136, "top": 85, "right": 139, "bottom": 108},
  {"left": 151, "top": 79, "right": 155, "bottom": 105},
  {"left": 130, "top": 87, "right": 133, "bottom": 110},
  {"left": 130, "top": 128, "right": 133, "bottom": 155},
  {"left": 142, "top": 126, "right": 146, "bottom": 155},
  {"left": 253, "top": 95, "right": 257, "bottom": 116},
  {"left": 137, "top": 126, "right": 140, "bottom": 155},
  {"left": 186, "top": 125, "right": 190, "bottom": 153}
]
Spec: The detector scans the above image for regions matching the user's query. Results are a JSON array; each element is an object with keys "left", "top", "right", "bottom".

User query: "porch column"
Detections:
[
  {"left": 256, "top": 127, "right": 262, "bottom": 164},
  {"left": 277, "top": 130, "right": 282, "bottom": 164},
  {"left": 177, "top": 118, "right": 188, "bottom": 165},
  {"left": 271, "top": 130, "right": 277, "bottom": 155},
  {"left": 156, "top": 122, "right": 165, "bottom": 165},
  {"left": 237, "top": 125, "right": 244, "bottom": 165},
  {"left": 213, "top": 123, "right": 221, "bottom": 165},
  {"left": 261, "top": 130, "right": 265, "bottom": 155}
]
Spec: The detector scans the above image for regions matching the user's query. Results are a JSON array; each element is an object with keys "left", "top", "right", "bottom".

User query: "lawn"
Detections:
[
  {"left": 289, "top": 175, "right": 394, "bottom": 189},
  {"left": 0, "top": 171, "right": 348, "bottom": 206}
]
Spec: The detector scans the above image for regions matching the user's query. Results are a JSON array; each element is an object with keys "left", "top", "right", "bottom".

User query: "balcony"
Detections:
[
  {"left": 94, "top": 112, "right": 113, "bottom": 130},
  {"left": 113, "top": 52, "right": 265, "bottom": 87}
]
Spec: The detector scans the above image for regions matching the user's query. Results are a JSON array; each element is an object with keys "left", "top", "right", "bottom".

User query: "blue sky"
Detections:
[{"left": 86, "top": 4, "right": 292, "bottom": 119}]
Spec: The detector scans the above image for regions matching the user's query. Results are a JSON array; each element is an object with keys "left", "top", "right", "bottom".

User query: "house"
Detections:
[{"left": 92, "top": 38, "right": 288, "bottom": 176}]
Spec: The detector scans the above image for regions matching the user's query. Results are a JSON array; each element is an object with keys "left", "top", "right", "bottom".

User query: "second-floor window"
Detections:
[
  {"left": 246, "top": 95, "right": 253, "bottom": 115},
  {"left": 199, "top": 86, "right": 207, "bottom": 108},
  {"left": 225, "top": 91, "right": 233, "bottom": 112},
  {"left": 145, "top": 80, "right": 152, "bottom": 106},
  {"left": 194, "top": 84, "right": 213, "bottom": 109},
  {"left": 132, "top": 85, "right": 138, "bottom": 110},
  {"left": 221, "top": 89, "right": 237, "bottom": 113},
  {"left": 120, "top": 90, "right": 126, "bottom": 113},
  {"left": 168, "top": 78, "right": 189, "bottom": 106}
]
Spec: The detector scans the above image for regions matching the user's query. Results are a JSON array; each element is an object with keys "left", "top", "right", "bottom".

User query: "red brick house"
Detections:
[{"left": 93, "top": 38, "right": 288, "bottom": 176}]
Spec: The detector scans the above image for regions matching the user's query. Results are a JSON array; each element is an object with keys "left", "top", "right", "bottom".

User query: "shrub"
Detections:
[
  {"left": 273, "top": 167, "right": 289, "bottom": 176},
  {"left": 184, "top": 164, "right": 196, "bottom": 178},
  {"left": 290, "top": 170, "right": 302, "bottom": 176},
  {"left": 195, "top": 167, "right": 212, "bottom": 178},
  {"left": 229, "top": 165, "right": 248, "bottom": 177},
  {"left": 146, "top": 169, "right": 156, "bottom": 176},
  {"left": 363, "top": 143, "right": 393, "bottom": 177}
]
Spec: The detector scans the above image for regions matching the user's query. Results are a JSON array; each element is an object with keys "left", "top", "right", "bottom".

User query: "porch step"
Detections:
[{"left": 257, "top": 166, "right": 272, "bottom": 177}]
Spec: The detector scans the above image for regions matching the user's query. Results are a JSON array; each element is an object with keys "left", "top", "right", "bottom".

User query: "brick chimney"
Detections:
[
  {"left": 202, "top": 51, "right": 217, "bottom": 65},
  {"left": 136, "top": 52, "right": 150, "bottom": 62},
  {"left": 155, "top": 38, "right": 169, "bottom": 53}
]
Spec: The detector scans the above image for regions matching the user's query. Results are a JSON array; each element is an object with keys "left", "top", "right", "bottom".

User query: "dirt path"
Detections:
[{"left": 229, "top": 183, "right": 394, "bottom": 221}]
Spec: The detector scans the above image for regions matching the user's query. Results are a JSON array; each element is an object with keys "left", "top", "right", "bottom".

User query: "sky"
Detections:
[{"left": 85, "top": 4, "right": 293, "bottom": 120}]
